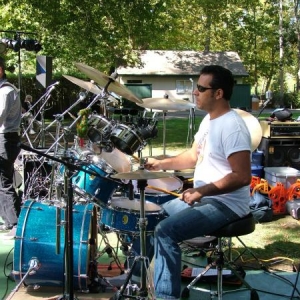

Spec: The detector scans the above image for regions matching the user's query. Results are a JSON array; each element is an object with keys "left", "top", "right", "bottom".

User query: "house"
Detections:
[{"left": 117, "top": 50, "right": 250, "bottom": 108}]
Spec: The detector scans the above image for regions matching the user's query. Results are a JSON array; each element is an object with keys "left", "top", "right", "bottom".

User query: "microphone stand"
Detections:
[{"left": 257, "top": 99, "right": 271, "bottom": 119}]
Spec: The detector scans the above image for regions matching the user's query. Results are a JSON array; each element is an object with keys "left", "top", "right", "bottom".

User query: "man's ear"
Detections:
[{"left": 214, "top": 88, "right": 224, "bottom": 100}]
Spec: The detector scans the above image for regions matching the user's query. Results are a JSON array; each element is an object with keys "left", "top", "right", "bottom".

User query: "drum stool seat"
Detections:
[{"left": 182, "top": 213, "right": 260, "bottom": 300}]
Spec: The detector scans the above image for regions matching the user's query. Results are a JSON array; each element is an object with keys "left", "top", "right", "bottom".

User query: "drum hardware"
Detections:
[
  {"left": 7, "top": 258, "right": 41, "bottom": 300},
  {"left": 110, "top": 161, "right": 172, "bottom": 299},
  {"left": 32, "top": 82, "right": 60, "bottom": 148},
  {"left": 97, "top": 227, "right": 124, "bottom": 275},
  {"left": 137, "top": 96, "right": 196, "bottom": 156},
  {"left": 44, "top": 92, "right": 103, "bottom": 155},
  {"left": 75, "top": 62, "right": 142, "bottom": 104},
  {"left": 18, "top": 143, "right": 100, "bottom": 300}
]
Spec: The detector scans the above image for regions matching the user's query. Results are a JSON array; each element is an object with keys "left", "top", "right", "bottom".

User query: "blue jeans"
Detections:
[
  {"left": 0, "top": 132, "right": 21, "bottom": 226},
  {"left": 154, "top": 197, "right": 240, "bottom": 299}
]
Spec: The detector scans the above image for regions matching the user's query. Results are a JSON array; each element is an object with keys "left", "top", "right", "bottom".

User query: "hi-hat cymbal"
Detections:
[
  {"left": 137, "top": 98, "right": 196, "bottom": 111},
  {"left": 75, "top": 63, "right": 142, "bottom": 104},
  {"left": 234, "top": 109, "right": 262, "bottom": 152},
  {"left": 63, "top": 75, "right": 102, "bottom": 95},
  {"left": 111, "top": 169, "right": 172, "bottom": 180}
]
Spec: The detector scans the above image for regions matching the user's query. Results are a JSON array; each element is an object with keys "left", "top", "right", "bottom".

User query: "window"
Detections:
[{"left": 176, "top": 80, "right": 193, "bottom": 94}]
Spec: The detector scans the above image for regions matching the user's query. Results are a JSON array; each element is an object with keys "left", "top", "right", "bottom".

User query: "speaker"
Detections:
[
  {"left": 258, "top": 137, "right": 300, "bottom": 169},
  {"left": 36, "top": 55, "right": 53, "bottom": 88}
]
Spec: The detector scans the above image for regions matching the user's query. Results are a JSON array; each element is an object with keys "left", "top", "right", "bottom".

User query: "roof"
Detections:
[{"left": 117, "top": 50, "right": 248, "bottom": 77}]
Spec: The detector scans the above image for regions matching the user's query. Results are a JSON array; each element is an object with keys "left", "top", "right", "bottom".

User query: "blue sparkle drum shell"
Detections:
[
  {"left": 13, "top": 200, "right": 97, "bottom": 291},
  {"left": 100, "top": 197, "right": 163, "bottom": 234},
  {"left": 72, "top": 162, "right": 120, "bottom": 206}
]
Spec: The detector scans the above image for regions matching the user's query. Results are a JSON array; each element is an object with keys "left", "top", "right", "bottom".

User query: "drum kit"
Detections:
[
  {"left": 12, "top": 63, "right": 196, "bottom": 300},
  {"left": 12, "top": 62, "right": 262, "bottom": 300}
]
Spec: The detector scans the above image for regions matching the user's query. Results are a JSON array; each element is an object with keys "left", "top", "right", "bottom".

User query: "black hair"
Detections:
[{"left": 200, "top": 65, "right": 234, "bottom": 101}]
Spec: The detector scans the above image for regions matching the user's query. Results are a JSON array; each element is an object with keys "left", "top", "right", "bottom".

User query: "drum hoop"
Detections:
[{"left": 109, "top": 199, "right": 162, "bottom": 213}]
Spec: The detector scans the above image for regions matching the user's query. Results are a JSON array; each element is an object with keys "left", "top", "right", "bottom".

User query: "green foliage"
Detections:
[{"left": 0, "top": 0, "right": 300, "bottom": 100}]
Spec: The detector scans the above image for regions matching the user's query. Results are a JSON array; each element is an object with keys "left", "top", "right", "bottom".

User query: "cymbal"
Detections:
[
  {"left": 111, "top": 169, "right": 172, "bottom": 180},
  {"left": 234, "top": 109, "right": 262, "bottom": 152},
  {"left": 75, "top": 63, "right": 142, "bottom": 104},
  {"left": 63, "top": 75, "right": 102, "bottom": 95},
  {"left": 137, "top": 98, "right": 196, "bottom": 111}
]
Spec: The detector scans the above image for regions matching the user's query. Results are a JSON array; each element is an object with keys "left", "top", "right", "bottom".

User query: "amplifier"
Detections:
[{"left": 260, "top": 120, "right": 300, "bottom": 138}]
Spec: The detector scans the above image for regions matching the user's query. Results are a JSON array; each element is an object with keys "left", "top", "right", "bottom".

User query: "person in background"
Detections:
[
  {"left": 143, "top": 65, "right": 252, "bottom": 299},
  {"left": 22, "top": 94, "right": 36, "bottom": 135},
  {"left": 0, "top": 56, "right": 22, "bottom": 233}
]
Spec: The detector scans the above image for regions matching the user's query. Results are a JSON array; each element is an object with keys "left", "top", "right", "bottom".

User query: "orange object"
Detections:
[
  {"left": 268, "top": 182, "right": 287, "bottom": 214},
  {"left": 286, "top": 179, "right": 300, "bottom": 201},
  {"left": 251, "top": 178, "right": 270, "bottom": 196},
  {"left": 250, "top": 176, "right": 261, "bottom": 190}
]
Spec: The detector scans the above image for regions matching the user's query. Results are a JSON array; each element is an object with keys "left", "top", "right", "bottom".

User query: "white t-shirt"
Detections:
[{"left": 193, "top": 110, "right": 251, "bottom": 217}]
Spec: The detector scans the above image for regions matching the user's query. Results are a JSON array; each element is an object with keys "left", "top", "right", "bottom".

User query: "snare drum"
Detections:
[
  {"left": 110, "top": 124, "right": 144, "bottom": 155},
  {"left": 100, "top": 197, "right": 162, "bottom": 234},
  {"left": 133, "top": 176, "right": 183, "bottom": 205},
  {"left": 87, "top": 114, "right": 114, "bottom": 143},
  {"left": 72, "top": 162, "right": 120, "bottom": 206},
  {"left": 13, "top": 200, "right": 97, "bottom": 291}
]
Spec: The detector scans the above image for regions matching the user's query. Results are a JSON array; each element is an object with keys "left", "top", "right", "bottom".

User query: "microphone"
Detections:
[
  {"left": 262, "top": 98, "right": 271, "bottom": 107},
  {"left": 79, "top": 91, "right": 88, "bottom": 100},
  {"left": 46, "top": 81, "right": 59, "bottom": 94},
  {"left": 49, "top": 81, "right": 60, "bottom": 87}
]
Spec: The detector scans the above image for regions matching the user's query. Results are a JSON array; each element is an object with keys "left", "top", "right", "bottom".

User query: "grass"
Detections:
[{"left": 146, "top": 111, "right": 300, "bottom": 271}]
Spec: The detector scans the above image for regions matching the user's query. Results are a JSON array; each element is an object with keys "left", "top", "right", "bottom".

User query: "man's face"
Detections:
[{"left": 193, "top": 74, "right": 216, "bottom": 111}]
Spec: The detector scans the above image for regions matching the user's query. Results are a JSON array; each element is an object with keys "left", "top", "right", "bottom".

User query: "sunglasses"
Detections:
[{"left": 196, "top": 84, "right": 215, "bottom": 93}]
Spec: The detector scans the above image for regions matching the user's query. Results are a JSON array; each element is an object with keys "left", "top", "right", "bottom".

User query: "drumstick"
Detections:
[
  {"left": 132, "top": 154, "right": 140, "bottom": 162},
  {"left": 147, "top": 185, "right": 181, "bottom": 197},
  {"left": 184, "top": 178, "right": 194, "bottom": 182}
]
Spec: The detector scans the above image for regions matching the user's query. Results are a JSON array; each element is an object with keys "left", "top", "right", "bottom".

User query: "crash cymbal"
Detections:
[
  {"left": 234, "top": 109, "right": 262, "bottom": 152},
  {"left": 137, "top": 97, "right": 196, "bottom": 111},
  {"left": 63, "top": 75, "right": 102, "bottom": 95},
  {"left": 75, "top": 63, "right": 142, "bottom": 104},
  {"left": 111, "top": 169, "right": 172, "bottom": 180}
]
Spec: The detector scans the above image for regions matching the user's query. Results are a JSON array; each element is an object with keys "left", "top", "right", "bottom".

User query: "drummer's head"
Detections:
[{"left": 199, "top": 65, "right": 234, "bottom": 101}]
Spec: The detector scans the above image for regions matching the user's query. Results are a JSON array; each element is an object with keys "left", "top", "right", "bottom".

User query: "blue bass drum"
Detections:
[{"left": 13, "top": 200, "right": 98, "bottom": 291}]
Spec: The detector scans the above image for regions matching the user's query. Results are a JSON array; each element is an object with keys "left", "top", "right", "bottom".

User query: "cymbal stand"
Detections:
[
  {"left": 44, "top": 93, "right": 103, "bottom": 155},
  {"left": 186, "top": 107, "right": 195, "bottom": 147},
  {"left": 113, "top": 159, "right": 154, "bottom": 300},
  {"left": 162, "top": 111, "right": 167, "bottom": 157}
]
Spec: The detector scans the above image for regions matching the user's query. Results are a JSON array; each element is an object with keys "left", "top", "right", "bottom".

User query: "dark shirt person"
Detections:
[{"left": 0, "top": 56, "right": 22, "bottom": 233}]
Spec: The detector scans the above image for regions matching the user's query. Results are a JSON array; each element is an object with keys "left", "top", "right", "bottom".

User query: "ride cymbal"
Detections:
[
  {"left": 137, "top": 98, "right": 196, "bottom": 111},
  {"left": 111, "top": 169, "right": 172, "bottom": 180},
  {"left": 63, "top": 75, "right": 102, "bottom": 95},
  {"left": 75, "top": 63, "right": 142, "bottom": 104}
]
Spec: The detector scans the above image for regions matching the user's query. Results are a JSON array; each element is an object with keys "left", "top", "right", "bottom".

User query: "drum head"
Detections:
[
  {"left": 99, "top": 148, "right": 131, "bottom": 173},
  {"left": 110, "top": 197, "right": 161, "bottom": 212}
]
